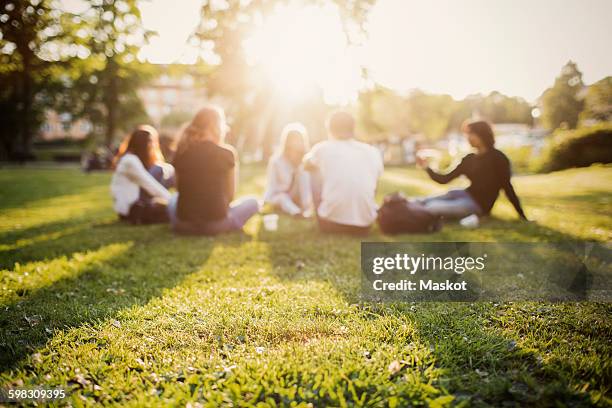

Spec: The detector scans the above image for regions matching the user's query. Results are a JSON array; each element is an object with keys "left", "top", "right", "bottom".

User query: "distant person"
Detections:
[
  {"left": 111, "top": 125, "right": 174, "bottom": 224},
  {"left": 415, "top": 120, "right": 527, "bottom": 221},
  {"left": 169, "top": 106, "right": 259, "bottom": 235},
  {"left": 264, "top": 123, "right": 312, "bottom": 217},
  {"left": 303, "top": 111, "right": 383, "bottom": 235}
]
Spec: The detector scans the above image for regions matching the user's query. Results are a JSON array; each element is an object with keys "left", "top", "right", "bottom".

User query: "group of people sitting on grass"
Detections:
[{"left": 110, "top": 106, "right": 527, "bottom": 236}]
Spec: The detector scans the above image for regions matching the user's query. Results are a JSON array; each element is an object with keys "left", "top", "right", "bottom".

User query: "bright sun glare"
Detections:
[{"left": 243, "top": 3, "right": 362, "bottom": 105}]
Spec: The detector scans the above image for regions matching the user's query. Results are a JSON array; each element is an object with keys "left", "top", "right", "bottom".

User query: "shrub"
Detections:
[
  {"left": 536, "top": 123, "right": 612, "bottom": 172},
  {"left": 503, "top": 145, "right": 536, "bottom": 174}
]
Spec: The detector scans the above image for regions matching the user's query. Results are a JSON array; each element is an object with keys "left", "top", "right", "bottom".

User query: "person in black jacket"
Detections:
[{"left": 415, "top": 120, "right": 527, "bottom": 220}]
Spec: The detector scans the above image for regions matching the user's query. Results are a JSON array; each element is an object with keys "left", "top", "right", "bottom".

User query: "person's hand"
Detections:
[{"left": 415, "top": 155, "right": 428, "bottom": 169}]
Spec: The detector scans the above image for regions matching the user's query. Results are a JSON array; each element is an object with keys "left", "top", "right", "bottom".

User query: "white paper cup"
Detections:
[
  {"left": 459, "top": 214, "right": 480, "bottom": 228},
  {"left": 263, "top": 214, "right": 279, "bottom": 231}
]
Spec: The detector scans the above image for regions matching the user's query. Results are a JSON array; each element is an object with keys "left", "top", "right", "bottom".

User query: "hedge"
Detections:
[{"left": 537, "top": 123, "right": 612, "bottom": 173}]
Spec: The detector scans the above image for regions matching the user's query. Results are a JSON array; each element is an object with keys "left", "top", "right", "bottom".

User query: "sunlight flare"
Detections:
[{"left": 243, "top": 3, "right": 362, "bottom": 105}]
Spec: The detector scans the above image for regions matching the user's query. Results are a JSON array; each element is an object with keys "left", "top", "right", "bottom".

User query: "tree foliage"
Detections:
[
  {"left": 0, "top": 0, "right": 73, "bottom": 159},
  {"left": 57, "top": 0, "right": 153, "bottom": 146},
  {"left": 0, "top": 0, "right": 153, "bottom": 159},
  {"left": 191, "top": 0, "right": 375, "bottom": 153},
  {"left": 580, "top": 76, "right": 612, "bottom": 123},
  {"left": 540, "top": 61, "right": 585, "bottom": 130},
  {"left": 357, "top": 86, "right": 534, "bottom": 141}
]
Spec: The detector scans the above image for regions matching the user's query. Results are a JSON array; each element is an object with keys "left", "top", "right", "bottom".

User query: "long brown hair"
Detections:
[
  {"left": 113, "top": 125, "right": 164, "bottom": 169},
  {"left": 177, "top": 106, "right": 225, "bottom": 154},
  {"left": 280, "top": 122, "right": 308, "bottom": 154},
  {"left": 277, "top": 122, "right": 309, "bottom": 165},
  {"left": 462, "top": 120, "right": 496, "bottom": 149}
]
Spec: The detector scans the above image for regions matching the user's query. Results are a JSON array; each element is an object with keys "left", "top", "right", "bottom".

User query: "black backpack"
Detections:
[{"left": 377, "top": 192, "right": 442, "bottom": 234}]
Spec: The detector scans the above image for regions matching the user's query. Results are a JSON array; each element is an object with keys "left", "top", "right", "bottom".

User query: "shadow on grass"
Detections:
[
  {"left": 256, "top": 215, "right": 606, "bottom": 405},
  {"left": 0, "top": 165, "right": 267, "bottom": 271},
  {"left": 0, "top": 170, "right": 103, "bottom": 210},
  {"left": 0, "top": 212, "right": 120, "bottom": 269},
  {"left": 0, "top": 227, "right": 251, "bottom": 371},
  {"left": 387, "top": 302, "right": 605, "bottom": 406}
]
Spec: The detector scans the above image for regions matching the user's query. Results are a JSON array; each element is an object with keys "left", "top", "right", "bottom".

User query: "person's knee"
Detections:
[
  {"left": 167, "top": 193, "right": 179, "bottom": 226},
  {"left": 423, "top": 202, "right": 456, "bottom": 216},
  {"left": 241, "top": 196, "right": 261, "bottom": 215},
  {"left": 424, "top": 201, "right": 470, "bottom": 218}
]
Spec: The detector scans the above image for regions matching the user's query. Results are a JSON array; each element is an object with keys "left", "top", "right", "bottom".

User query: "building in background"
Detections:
[
  {"left": 39, "top": 112, "right": 92, "bottom": 141},
  {"left": 37, "top": 64, "right": 207, "bottom": 142},
  {"left": 138, "top": 68, "right": 208, "bottom": 132}
]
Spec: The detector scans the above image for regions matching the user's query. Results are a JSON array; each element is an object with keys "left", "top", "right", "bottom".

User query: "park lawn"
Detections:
[{"left": 0, "top": 164, "right": 611, "bottom": 407}]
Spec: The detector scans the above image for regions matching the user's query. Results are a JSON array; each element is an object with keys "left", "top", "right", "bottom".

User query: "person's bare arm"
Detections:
[
  {"left": 303, "top": 159, "right": 317, "bottom": 172},
  {"left": 302, "top": 148, "right": 318, "bottom": 172}
]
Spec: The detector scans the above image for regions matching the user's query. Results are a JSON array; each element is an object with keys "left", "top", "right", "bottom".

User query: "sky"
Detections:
[
  {"left": 63, "top": 0, "right": 612, "bottom": 103},
  {"left": 361, "top": 0, "right": 612, "bottom": 101}
]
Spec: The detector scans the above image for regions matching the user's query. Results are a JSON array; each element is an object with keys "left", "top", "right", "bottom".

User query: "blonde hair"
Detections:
[
  {"left": 279, "top": 122, "right": 309, "bottom": 157},
  {"left": 177, "top": 106, "right": 226, "bottom": 154}
]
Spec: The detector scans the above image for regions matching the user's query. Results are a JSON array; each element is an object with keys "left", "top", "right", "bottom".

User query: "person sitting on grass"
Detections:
[
  {"left": 264, "top": 122, "right": 312, "bottom": 217},
  {"left": 415, "top": 120, "right": 527, "bottom": 221},
  {"left": 111, "top": 125, "right": 174, "bottom": 224},
  {"left": 303, "top": 111, "right": 384, "bottom": 235},
  {"left": 168, "top": 106, "right": 259, "bottom": 235}
]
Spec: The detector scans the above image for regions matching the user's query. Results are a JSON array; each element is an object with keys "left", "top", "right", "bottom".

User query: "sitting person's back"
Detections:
[
  {"left": 304, "top": 111, "right": 383, "bottom": 234},
  {"left": 168, "top": 106, "right": 259, "bottom": 235},
  {"left": 174, "top": 139, "right": 235, "bottom": 223}
]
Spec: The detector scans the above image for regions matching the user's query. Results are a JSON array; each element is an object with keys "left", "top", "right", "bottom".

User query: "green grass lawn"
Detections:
[{"left": 1, "top": 164, "right": 611, "bottom": 407}]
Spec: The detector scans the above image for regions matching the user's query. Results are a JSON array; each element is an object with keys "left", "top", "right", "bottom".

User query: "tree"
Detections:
[
  {"left": 161, "top": 110, "right": 193, "bottom": 130},
  {"left": 473, "top": 92, "right": 533, "bottom": 125},
  {"left": 356, "top": 87, "right": 535, "bottom": 142},
  {"left": 0, "top": 0, "right": 73, "bottom": 159},
  {"left": 357, "top": 85, "right": 407, "bottom": 139},
  {"left": 540, "top": 61, "right": 585, "bottom": 130},
  {"left": 580, "top": 76, "right": 612, "bottom": 123},
  {"left": 405, "top": 91, "right": 457, "bottom": 139},
  {"left": 58, "top": 0, "right": 153, "bottom": 147},
  {"left": 191, "top": 0, "right": 375, "bottom": 154}
]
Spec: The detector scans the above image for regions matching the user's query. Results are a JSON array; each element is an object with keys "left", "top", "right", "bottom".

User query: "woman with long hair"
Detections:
[
  {"left": 264, "top": 122, "right": 312, "bottom": 216},
  {"left": 168, "top": 106, "right": 259, "bottom": 235},
  {"left": 110, "top": 125, "right": 174, "bottom": 224},
  {"left": 415, "top": 120, "right": 527, "bottom": 221}
]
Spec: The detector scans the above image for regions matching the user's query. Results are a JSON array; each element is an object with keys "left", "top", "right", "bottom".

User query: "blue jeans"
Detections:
[
  {"left": 148, "top": 164, "right": 175, "bottom": 189},
  {"left": 419, "top": 189, "right": 482, "bottom": 219},
  {"left": 168, "top": 193, "right": 260, "bottom": 235}
]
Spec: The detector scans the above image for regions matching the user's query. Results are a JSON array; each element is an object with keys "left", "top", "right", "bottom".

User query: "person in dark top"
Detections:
[
  {"left": 415, "top": 120, "right": 527, "bottom": 220},
  {"left": 167, "top": 106, "right": 259, "bottom": 235}
]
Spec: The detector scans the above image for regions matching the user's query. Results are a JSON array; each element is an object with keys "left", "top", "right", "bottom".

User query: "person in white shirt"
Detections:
[
  {"left": 303, "top": 111, "right": 384, "bottom": 235},
  {"left": 110, "top": 125, "right": 174, "bottom": 224},
  {"left": 264, "top": 123, "right": 312, "bottom": 217}
]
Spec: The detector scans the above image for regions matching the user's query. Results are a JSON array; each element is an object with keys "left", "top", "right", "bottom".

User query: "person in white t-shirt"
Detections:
[{"left": 303, "top": 111, "right": 384, "bottom": 235}]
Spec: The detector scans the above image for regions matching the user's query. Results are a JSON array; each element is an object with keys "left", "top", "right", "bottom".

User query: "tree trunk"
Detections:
[
  {"left": 105, "top": 59, "right": 119, "bottom": 147},
  {"left": 20, "top": 65, "right": 33, "bottom": 155}
]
